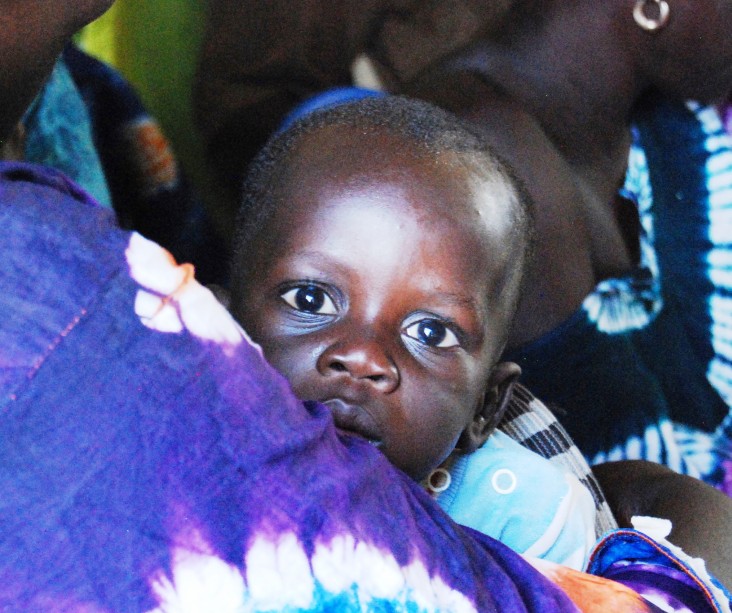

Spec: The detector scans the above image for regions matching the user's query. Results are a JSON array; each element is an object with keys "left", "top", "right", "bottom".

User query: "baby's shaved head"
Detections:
[
  {"left": 232, "top": 95, "right": 534, "bottom": 326},
  {"left": 230, "top": 95, "right": 535, "bottom": 477}
]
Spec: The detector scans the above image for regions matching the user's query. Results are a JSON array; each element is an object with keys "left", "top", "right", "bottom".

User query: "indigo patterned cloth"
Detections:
[
  {"left": 508, "top": 99, "right": 732, "bottom": 494},
  {"left": 587, "top": 520, "right": 732, "bottom": 613},
  {"left": 0, "top": 161, "right": 728, "bottom": 611}
]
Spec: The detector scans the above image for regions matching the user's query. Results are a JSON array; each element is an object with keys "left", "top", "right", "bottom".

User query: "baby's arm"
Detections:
[{"left": 593, "top": 460, "right": 732, "bottom": 588}]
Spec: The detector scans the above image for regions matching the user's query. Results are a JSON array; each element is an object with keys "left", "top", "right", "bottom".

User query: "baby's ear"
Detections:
[{"left": 458, "top": 361, "right": 521, "bottom": 453}]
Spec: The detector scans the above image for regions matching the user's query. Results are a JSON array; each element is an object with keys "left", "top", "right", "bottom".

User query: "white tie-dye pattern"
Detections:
[
  {"left": 407, "top": 564, "right": 478, "bottom": 613},
  {"left": 125, "top": 233, "right": 255, "bottom": 353},
  {"left": 147, "top": 531, "right": 478, "bottom": 612},
  {"left": 244, "top": 533, "right": 315, "bottom": 609},
  {"left": 134, "top": 290, "right": 184, "bottom": 334},
  {"left": 309, "top": 535, "right": 477, "bottom": 612},
  {"left": 147, "top": 549, "right": 246, "bottom": 613},
  {"left": 639, "top": 594, "right": 691, "bottom": 613},
  {"left": 350, "top": 540, "right": 406, "bottom": 599},
  {"left": 309, "top": 533, "right": 359, "bottom": 594},
  {"left": 126, "top": 233, "right": 189, "bottom": 295}
]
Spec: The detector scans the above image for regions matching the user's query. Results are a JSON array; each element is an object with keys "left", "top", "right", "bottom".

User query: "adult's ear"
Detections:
[{"left": 457, "top": 361, "right": 521, "bottom": 454}]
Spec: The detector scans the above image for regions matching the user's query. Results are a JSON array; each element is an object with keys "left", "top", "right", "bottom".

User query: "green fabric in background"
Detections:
[{"left": 77, "top": 0, "right": 229, "bottom": 232}]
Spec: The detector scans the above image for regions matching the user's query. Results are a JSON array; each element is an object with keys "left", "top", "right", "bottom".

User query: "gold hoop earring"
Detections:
[{"left": 633, "top": 0, "right": 670, "bottom": 32}]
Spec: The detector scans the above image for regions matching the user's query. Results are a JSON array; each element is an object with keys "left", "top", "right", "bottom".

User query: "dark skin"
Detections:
[
  {"left": 404, "top": 0, "right": 732, "bottom": 347},
  {"left": 228, "top": 124, "right": 732, "bottom": 583},
  {"left": 0, "top": 0, "right": 115, "bottom": 146},
  {"left": 402, "top": 0, "right": 732, "bottom": 583},
  {"left": 232, "top": 126, "right": 525, "bottom": 481},
  {"left": 5, "top": 0, "right": 729, "bottom": 585},
  {"left": 594, "top": 461, "right": 732, "bottom": 588}
]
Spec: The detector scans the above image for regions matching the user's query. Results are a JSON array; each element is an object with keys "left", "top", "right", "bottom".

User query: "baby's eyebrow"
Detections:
[
  {"left": 428, "top": 291, "right": 481, "bottom": 312},
  {"left": 276, "top": 250, "right": 352, "bottom": 276}
]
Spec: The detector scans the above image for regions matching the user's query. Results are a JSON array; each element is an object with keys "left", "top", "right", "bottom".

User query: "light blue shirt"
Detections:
[{"left": 433, "top": 430, "right": 597, "bottom": 570}]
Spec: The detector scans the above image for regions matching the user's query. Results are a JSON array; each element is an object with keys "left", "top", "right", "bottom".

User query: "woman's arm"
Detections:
[{"left": 593, "top": 460, "right": 732, "bottom": 588}]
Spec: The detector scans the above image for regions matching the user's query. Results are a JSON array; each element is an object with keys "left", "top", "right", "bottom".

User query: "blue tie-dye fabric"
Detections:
[
  {"left": 22, "top": 57, "right": 112, "bottom": 208},
  {"left": 508, "top": 99, "right": 732, "bottom": 493}
]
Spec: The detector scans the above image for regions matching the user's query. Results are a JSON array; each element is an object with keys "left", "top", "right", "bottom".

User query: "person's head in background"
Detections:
[
  {"left": 229, "top": 96, "right": 534, "bottom": 481},
  {"left": 0, "top": 0, "right": 114, "bottom": 146}
]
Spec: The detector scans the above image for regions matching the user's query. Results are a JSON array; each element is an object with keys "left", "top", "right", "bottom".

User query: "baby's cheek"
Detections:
[
  {"left": 262, "top": 343, "right": 318, "bottom": 397},
  {"left": 403, "top": 419, "right": 464, "bottom": 481},
  {"left": 428, "top": 431, "right": 464, "bottom": 475}
]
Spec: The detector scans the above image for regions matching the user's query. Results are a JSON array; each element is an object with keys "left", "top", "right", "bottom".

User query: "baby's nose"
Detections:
[{"left": 316, "top": 337, "right": 399, "bottom": 393}]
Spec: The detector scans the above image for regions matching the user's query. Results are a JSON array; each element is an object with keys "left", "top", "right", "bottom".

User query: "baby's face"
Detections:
[{"left": 234, "top": 131, "right": 523, "bottom": 480}]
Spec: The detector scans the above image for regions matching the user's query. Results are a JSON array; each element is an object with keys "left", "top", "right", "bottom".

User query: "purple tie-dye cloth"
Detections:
[
  {"left": 0, "top": 161, "right": 580, "bottom": 611},
  {"left": 588, "top": 527, "right": 731, "bottom": 613},
  {"left": 0, "top": 161, "right": 727, "bottom": 612}
]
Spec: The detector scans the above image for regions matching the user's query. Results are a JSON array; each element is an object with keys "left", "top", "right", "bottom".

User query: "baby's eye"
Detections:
[
  {"left": 280, "top": 285, "right": 337, "bottom": 315},
  {"left": 403, "top": 319, "right": 460, "bottom": 348}
]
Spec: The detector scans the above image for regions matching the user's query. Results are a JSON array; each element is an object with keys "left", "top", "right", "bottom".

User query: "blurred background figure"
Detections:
[{"left": 192, "top": 0, "right": 514, "bottom": 233}]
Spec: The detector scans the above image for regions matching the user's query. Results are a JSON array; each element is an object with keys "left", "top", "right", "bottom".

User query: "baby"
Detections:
[{"left": 228, "top": 96, "right": 597, "bottom": 569}]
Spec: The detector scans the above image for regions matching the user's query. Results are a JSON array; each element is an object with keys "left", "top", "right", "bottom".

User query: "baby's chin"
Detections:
[{"left": 311, "top": 397, "right": 447, "bottom": 482}]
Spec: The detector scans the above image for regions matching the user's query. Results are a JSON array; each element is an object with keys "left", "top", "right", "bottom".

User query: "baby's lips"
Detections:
[{"left": 321, "top": 398, "right": 383, "bottom": 446}]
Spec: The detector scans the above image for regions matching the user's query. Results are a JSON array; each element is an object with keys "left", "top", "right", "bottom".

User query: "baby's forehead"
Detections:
[
  {"left": 288, "top": 133, "right": 516, "bottom": 223},
  {"left": 287, "top": 125, "right": 511, "bottom": 202},
  {"left": 279, "top": 137, "right": 523, "bottom": 268}
]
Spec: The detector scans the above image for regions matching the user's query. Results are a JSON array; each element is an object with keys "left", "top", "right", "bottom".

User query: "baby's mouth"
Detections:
[{"left": 321, "top": 399, "right": 383, "bottom": 447}]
